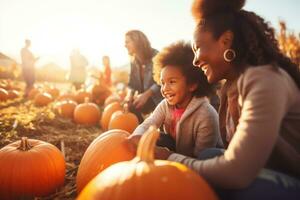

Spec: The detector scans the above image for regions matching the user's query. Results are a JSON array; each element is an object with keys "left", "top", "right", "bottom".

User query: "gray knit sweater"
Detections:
[{"left": 132, "top": 96, "right": 222, "bottom": 157}]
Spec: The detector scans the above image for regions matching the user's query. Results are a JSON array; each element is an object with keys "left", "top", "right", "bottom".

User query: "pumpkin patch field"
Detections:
[
  {"left": 0, "top": 80, "right": 122, "bottom": 199},
  {"left": 0, "top": 80, "right": 219, "bottom": 200}
]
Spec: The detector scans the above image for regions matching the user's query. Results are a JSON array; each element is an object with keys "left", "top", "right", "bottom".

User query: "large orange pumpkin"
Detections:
[
  {"left": 57, "top": 100, "right": 78, "bottom": 118},
  {"left": 76, "top": 129, "right": 135, "bottom": 192},
  {"left": 100, "top": 102, "right": 122, "bottom": 130},
  {"left": 78, "top": 127, "right": 218, "bottom": 200},
  {"left": 108, "top": 104, "right": 139, "bottom": 133},
  {"left": 74, "top": 100, "right": 101, "bottom": 125},
  {"left": 0, "top": 137, "right": 66, "bottom": 199},
  {"left": 34, "top": 92, "right": 53, "bottom": 106},
  {"left": 0, "top": 88, "right": 9, "bottom": 101}
]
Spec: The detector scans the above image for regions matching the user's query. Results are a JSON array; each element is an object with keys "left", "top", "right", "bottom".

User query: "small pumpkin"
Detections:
[
  {"left": 45, "top": 86, "right": 60, "bottom": 99},
  {"left": 90, "top": 83, "right": 111, "bottom": 106},
  {"left": 0, "top": 137, "right": 65, "bottom": 199},
  {"left": 34, "top": 92, "right": 53, "bottom": 106},
  {"left": 74, "top": 98, "right": 101, "bottom": 125},
  {"left": 28, "top": 87, "right": 40, "bottom": 99},
  {"left": 100, "top": 102, "right": 122, "bottom": 130},
  {"left": 57, "top": 100, "right": 78, "bottom": 118},
  {"left": 76, "top": 129, "right": 135, "bottom": 192},
  {"left": 75, "top": 90, "right": 92, "bottom": 104},
  {"left": 7, "top": 90, "right": 20, "bottom": 99},
  {"left": 78, "top": 127, "right": 218, "bottom": 200},
  {"left": 108, "top": 104, "right": 139, "bottom": 133},
  {"left": 104, "top": 94, "right": 121, "bottom": 107},
  {"left": 0, "top": 88, "right": 9, "bottom": 101}
]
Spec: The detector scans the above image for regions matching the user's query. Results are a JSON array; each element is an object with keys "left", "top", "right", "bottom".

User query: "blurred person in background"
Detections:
[{"left": 124, "top": 30, "right": 163, "bottom": 122}]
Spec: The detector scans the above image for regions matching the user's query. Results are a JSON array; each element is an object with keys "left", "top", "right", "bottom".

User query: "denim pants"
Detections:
[{"left": 198, "top": 148, "right": 300, "bottom": 200}]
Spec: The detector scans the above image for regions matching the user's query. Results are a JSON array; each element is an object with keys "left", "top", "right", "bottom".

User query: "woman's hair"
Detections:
[
  {"left": 125, "top": 30, "right": 154, "bottom": 63},
  {"left": 192, "top": 0, "right": 300, "bottom": 88},
  {"left": 153, "top": 40, "right": 215, "bottom": 97}
]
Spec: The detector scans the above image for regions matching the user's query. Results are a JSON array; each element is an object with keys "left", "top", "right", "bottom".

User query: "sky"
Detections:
[{"left": 0, "top": 0, "right": 299, "bottom": 69}]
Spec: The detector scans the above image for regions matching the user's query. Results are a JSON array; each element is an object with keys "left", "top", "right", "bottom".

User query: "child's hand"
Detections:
[{"left": 155, "top": 146, "right": 173, "bottom": 160}]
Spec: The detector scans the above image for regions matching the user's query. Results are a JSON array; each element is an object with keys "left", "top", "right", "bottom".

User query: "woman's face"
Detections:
[
  {"left": 192, "top": 29, "right": 234, "bottom": 83},
  {"left": 125, "top": 35, "right": 136, "bottom": 56}
]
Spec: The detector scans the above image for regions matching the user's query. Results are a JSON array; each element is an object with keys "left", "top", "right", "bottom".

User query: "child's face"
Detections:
[{"left": 160, "top": 65, "right": 195, "bottom": 108}]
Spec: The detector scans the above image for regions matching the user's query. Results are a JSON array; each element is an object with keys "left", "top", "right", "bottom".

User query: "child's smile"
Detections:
[{"left": 160, "top": 65, "right": 194, "bottom": 108}]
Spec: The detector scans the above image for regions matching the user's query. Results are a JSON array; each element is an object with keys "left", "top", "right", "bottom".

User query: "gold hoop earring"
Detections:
[{"left": 223, "top": 49, "right": 236, "bottom": 62}]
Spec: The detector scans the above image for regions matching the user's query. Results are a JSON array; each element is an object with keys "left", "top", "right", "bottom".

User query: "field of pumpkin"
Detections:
[
  {"left": 0, "top": 79, "right": 217, "bottom": 200},
  {"left": 0, "top": 79, "right": 142, "bottom": 199}
]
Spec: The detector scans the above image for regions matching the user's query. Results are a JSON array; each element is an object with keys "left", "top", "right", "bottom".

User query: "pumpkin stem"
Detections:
[
  {"left": 123, "top": 103, "right": 129, "bottom": 113},
  {"left": 18, "top": 137, "right": 32, "bottom": 151},
  {"left": 136, "top": 126, "right": 159, "bottom": 163},
  {"left": 84, "top": 97, "right": 90, "bottom": 103}
]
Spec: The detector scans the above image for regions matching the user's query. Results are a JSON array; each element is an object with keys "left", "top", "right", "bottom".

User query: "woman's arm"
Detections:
[{"left": 168, "top": 68, "right": 291, "bottom": 189}]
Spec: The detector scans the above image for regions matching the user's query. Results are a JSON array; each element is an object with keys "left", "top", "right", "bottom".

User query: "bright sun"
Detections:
[{"left": 28, "top": 14, "right": 126, "bottom": 69}]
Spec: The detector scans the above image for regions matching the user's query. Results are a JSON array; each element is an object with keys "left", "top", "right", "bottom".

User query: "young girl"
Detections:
[{"left": 129, "top": 41, "right": 222, "bottom": 158}]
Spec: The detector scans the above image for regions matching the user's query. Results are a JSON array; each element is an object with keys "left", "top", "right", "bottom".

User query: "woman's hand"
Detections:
[{"left": 133, "top": 89, "right": 152, "bottom": 109}]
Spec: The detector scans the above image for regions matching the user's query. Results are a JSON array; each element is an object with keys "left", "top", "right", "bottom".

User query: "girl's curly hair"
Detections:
[
  {"left": 153, "top": 40, "right": 215, "bottom": 97},
  {"left": 192, "top": 0, "right": 300, "bottom": 88}
]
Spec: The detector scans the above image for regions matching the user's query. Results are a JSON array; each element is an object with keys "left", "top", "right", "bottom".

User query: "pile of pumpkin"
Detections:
[
  {"left": 0, "top": 81, "right": 218, "bottom": 199},
  {"left": 0, "top": 126, "right": 218, "bottom": 199},
  {"left": 0, "top": 79, "right": 22, "bottom": 102},
  {"left": 27, "top": 82, "right": 139, "bottom": 133}
]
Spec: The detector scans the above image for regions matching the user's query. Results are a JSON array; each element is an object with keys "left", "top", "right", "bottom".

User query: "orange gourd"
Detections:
[
  {"left": 76, "top": 129, "right": 135, "bottom": 192},
  {"left": 74, "top": 99, "right": 101, "bottom": 125},
  {"left": 78, "top": 127, "right": 218, "bottom": 200},
  {"left": 90, "top": 84, "right": 111, "bottom": 106},
  {"left": 75, "top": 90, "right": 92, "bottom": 104},
  {"left": 104, "top": 94, "right": 121, "bottom": 107},
  {"left": 45, "top": 87, "right": 60, "bottom": 99},
  {"left": 34, "top": 92, "right": 53, "bottom": 106},
  {"left": 100, "top": 102, "right": 122, "bottom": 130},
  {"left": 0, "top": 88, "right": 9, "bottom": 101},
  {"left": 0, "top": 137, "right": 65, "bottom": 199},
  {"left": 7, "top": 90, "right": 19, "bottom": 99},
  {"left": 108, "top": 104, "right": 139, "bottom": 133},
  {"left": 57, "top": 100, "right": 78, "bottom": 118},
  {"left": 28, "top": 87, "right": 40, "bottom": 99}
]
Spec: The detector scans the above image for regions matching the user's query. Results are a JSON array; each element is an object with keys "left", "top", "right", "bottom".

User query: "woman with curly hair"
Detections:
[
  {"left": 125, "top": 30, "right": 163, "bottom": 122},
  {"left": 129, "top": 40, "right": 222, "bottom": 157},
  {"left": 155, "top": 0, "right": 300, "bottom": 199}
]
